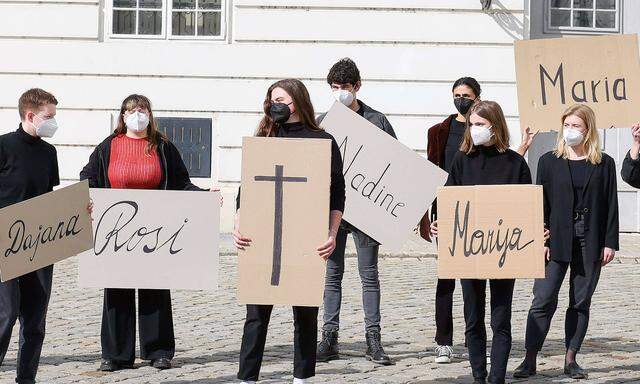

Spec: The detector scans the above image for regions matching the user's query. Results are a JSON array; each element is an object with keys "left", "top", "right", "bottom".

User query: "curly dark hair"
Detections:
[{"left": 327, "top": 58, "right": 361, "bottom": 86}]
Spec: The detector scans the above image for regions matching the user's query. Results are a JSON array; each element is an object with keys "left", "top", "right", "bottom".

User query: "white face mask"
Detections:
[
  {"left": 470, "top": 125, "right": 493, "bottom": 146},
  {"left": 34, "top": 115, "right": 58, "bottom": 138},
  {"left": 125, "top": 111, "right": 150, "bottom": 133},
  {"left": 333, "top": 89, "right": 355, "bottom": 106},
  {"left": 563, "top": 127, "right": 584, "bottom": 147}
]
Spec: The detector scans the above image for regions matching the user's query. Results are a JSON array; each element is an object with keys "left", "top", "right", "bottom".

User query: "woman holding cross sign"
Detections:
[{"left": 233, "top": 78, "right": 346, "bottom": 384}]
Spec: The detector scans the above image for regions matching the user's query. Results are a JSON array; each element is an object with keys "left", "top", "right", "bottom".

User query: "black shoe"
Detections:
[
  {"left": 473, "top": 380, "right": 486, "bottom": 384},
  {"left": 365, "top": 330, "right": 393, "bottom": 366},
  {"left": 151, "top": 358, "right": 172, "bottom": 370},
  {"left": 564, "top": 361, "right": 587, "bottom": 379},
  {"left": 317, "top": 329, "right": 339, "bottom": 362},
  {"left": 513, "top": 359, "right": 537, "bottom": 378},
  {"left": 99, "top": 360, "right": 120, "bottom": 372}
]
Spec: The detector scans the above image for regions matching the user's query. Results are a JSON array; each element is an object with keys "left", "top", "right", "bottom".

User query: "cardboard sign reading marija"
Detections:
[
  {"left": 79, "top": 189, "right": 219, "bottom": 290},
  {"left": 437, "top": 185, "right": 545, "bottom": 279},
  {"left": 0, "top": 181, "right": 93, "bottom": 282},
  {"left": 515, "top": 34, "right": 640, "bottom": 132},
  {"left": 321, "top": 101, "right": 448, "bottom": 250},
  {"left": 238, "top": 137, "right": 330, "bottom": 306}
]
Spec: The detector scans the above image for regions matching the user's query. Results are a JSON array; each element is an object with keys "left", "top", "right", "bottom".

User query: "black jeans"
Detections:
[
  {"left": 435, "top": 278, "right": 455, "bottom": 345},
  {"left": 323, "top": 226, "right": 381, "bottom": 333},
  {"left": 525, "top": 219, "right": 602, "bottom": 353},
  {"left": 101, "top": 288, "right": 175, "bottom": 365},
  {"left": 238, "top": 305, "right": 318, "bottom": 381},
  {"left": 461, "top": 278, "right": 515, "bottom": 384},
  {"left": 0, "top": 266, "right": 53, "bottom": 384}
]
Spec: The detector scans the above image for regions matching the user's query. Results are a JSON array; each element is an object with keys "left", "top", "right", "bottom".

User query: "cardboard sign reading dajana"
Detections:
[
  {"left": 515, "top": 34, "right": 640, "bottom": 132},
  {"left": 0, "top": 181, "right": 93, "bottom": 282},
  {"left": 437, "top": 185, "right": 545, "bottom": 279},
  {"left": 321, "top": 101, "right": 448, "bottom": 250},
  {"left": 238, "top": 137, "right": 330, "bottom": 306},
  {"left": 79, "top": 188, "right": 220, "bottom": 290}
]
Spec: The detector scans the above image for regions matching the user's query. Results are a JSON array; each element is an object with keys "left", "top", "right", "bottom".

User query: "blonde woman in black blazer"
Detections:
[{"left": 514, "top": 104, "right": 619, "bottom": 380}]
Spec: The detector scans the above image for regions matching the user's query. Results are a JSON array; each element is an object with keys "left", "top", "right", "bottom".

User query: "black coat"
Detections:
[
  {"left": 536, "top": 151, "right": 619, "bottom": 263},
  {"left": 620, "top": 150, "right": 640, "bottom": 188},
  {"left": 80, "top": 134, "right": 204, "bottom": 191}
]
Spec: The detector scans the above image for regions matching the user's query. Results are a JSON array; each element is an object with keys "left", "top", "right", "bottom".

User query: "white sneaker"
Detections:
[
  {"left": 435, "top": 345, "right": 453, "bottom": 364},
  {"left": 293, "top": 378, "right": 307, "bottom": 384}
]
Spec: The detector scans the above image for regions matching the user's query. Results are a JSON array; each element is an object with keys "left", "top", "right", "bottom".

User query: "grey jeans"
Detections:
[{"left": 322, "top": 225, "right": 381, "bottom": 332}]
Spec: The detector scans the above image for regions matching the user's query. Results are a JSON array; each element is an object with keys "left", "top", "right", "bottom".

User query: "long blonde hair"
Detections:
[
  {"left": 460, "top": 100, "right": 510, "bottom": 154},
  {"left": 554, "top": 104, "right": 602, "bottom": 165}
]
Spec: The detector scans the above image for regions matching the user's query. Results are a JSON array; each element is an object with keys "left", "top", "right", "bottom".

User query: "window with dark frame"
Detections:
[{"left": 547, "top": 0, "right": 620, "bottom": 33}]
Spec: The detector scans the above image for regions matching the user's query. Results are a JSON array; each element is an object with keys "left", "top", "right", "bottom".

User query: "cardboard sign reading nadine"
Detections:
[
  {"left": 238, "top": 137, "right": 330, "bottom": 306},
  {"left": 437, "top": 185, "right": 545, "bottom": 279},
  {"left": 79, "top": 188, "right": 219, "bottom": 290},
  {"left": 515, "top": 34, "right": 640, "bottom": 132},
  {"left": 0, "top": 181, "right": 93, "bottom": 282},
  {"left": 320, "top": 101, "right": 448, "bottom": 250}
]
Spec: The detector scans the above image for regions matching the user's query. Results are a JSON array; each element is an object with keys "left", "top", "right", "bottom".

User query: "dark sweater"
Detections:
[
  {"left": 445, "top": 146, "right": 532, "bottom": 187},
  {"left": 236, "top": 122, "right": 346, "bottom": 212},
  {"left": 79, "top": 134, "right": 204, "bottom": 191},
  {"left": 0, "top": 125, "right": 59, "bottom": 209}
]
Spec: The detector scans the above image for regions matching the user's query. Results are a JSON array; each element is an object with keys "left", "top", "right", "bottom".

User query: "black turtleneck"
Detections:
[
  {"left": 445, "top": 145, "right": 531, "bottom": 187},
  {"left": 0, "top": 124, "right": 59, "bottom": 209},
  {"left": 236, "top": 122, "right": 346, "bottom": 213}
]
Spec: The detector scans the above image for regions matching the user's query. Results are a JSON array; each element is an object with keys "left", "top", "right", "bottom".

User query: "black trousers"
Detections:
[
  {"left": 435, "top": 278, "right": 455, "bottom": 346},
  {"left": 525, "top": 220, "right": 602, "bottom": 353},
  {"left": 238, "top": 305, "right": 318, "bottom": 381},
  {"left": 461, "top": 278, "right": 515, "bottom": 384},
  {"left": 101, "top": 288, "right": 175, "bottom": 364},
  {"left": 0, "top": 266, "right": 53, "bottom": 384}
]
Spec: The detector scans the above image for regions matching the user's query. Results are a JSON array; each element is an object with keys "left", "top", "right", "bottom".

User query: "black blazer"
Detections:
[
  {"left": 536, "top": 151, "right": 619, "bottom": 263},
  {"left": 80, "top": 134, "right": 204, "bottom": 191},
  {"left": 620, "top": 150, "right": 640, "bottom": 188}
]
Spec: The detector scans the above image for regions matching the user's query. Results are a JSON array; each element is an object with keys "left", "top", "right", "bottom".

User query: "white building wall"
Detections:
[{"left": 0, "top": 0, "right": 527, "bottom": 232}]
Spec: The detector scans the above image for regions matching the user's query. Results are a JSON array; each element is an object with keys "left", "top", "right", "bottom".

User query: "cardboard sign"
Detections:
[
  {"left": 79, "top": 188, "right": 219, "bottom": 290},
  {"left": 515, "top": 34, "right": 640, "bottom": 132},
  {"left": 320, "top": 101, "right": 448, "bottom": 250},
  {"left": 0, "top": 181, "right": 93, "bottom": 282},
  {"left": 238, "top": 137, "right": 330, "bottom": 306},
  {"left": 437, "top": 185, "right": 545, "bottom": 279}
]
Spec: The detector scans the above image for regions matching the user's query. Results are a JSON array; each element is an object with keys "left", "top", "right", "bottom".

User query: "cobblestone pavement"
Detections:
[{"left": 1, "top": 234, "right": 639, "bottom": 384}]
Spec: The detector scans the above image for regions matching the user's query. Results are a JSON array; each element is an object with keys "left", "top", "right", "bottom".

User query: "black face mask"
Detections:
[
  {"left": 454, "top": 97, "right": 475, "bottom": 115},
  {"left": 269, "top": 102, "right": 292, "bottom": 124}
]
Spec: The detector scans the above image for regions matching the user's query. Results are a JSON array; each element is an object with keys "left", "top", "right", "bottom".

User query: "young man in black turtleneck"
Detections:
[
  {"left": 0, "top": 88, "right": 60, "bottom": 384},
  {"left": 316, "top": 58, "right": 396, "bottom": 366}
]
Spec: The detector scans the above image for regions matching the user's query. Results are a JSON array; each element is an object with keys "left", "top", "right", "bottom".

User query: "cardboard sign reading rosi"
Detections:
[
  {"left": 437, "top": 185, "right": 545, "bottom": 279},
  {"left": 515, "top": 34, "right": 640, "bottom": 132},
  {"left": 0, "top": 181, "right": 93, "bottom": 282},
  {"left": 238, "top": 137, "right": 330, "bottom": 306},
  {"left": 320, "top": 101, "right": 448, "bottom": 251},
  {"left": 79, "top": 188, "right": 220, "bottom": 290}
]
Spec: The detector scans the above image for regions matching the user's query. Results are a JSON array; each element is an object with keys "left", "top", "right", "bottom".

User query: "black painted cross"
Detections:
[{"left": 255, "top": 164, "right": 308, "bottom": 286}]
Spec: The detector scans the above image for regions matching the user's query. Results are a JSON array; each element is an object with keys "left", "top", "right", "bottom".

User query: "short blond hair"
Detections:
[{"left": 554, "top": 104, "right": 602, "bottom": 165}]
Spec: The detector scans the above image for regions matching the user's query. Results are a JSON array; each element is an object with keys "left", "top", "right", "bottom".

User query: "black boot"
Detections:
[
  {"left": 317, "top": 329, "right": 339, "bottom": 362},
  {"left": 513, "top": 359, "right": 537, "bottom": 378},
  {"left": 365, "top": 330, "right": 392, "bottom": 366}
]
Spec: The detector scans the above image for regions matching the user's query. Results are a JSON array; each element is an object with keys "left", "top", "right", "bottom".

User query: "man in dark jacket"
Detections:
[
  {"left": 316, "top": 58, "right": 395, "bottom": 366},
  {"left": 621, "top": 122, "right": 640, "bottom": 188},
  {"left": 0, "top": 88, "right": 60, "bottom": 384}
]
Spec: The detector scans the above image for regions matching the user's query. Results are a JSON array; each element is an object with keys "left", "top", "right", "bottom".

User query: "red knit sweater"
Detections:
[{"left": 108, "top": 134, "right": 162, "bottom": 189}]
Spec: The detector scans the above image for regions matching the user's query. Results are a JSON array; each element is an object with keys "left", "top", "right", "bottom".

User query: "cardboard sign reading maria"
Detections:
[
  {"left": 79, "top": 188, "right": 219, "bottom": 290},
  {"left": 0, "top": 181, "right": 93, "bottom": 282},
  {"left": 515, "top": 34, "right": 640, "bottom": 132},
  {"left": 320, "top": 101, "right": 448, "bottom": 250},
  {"left": 238, "top": 137, "right": 330, "bottom": 306},
  {"left": 437, "top": 185, "right": 545, "bottom": 279}
]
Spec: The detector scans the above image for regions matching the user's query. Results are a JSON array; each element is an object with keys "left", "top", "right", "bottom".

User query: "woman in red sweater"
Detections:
[{"left": 80, "top": 94, "right": 207, "bottom": 372}]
